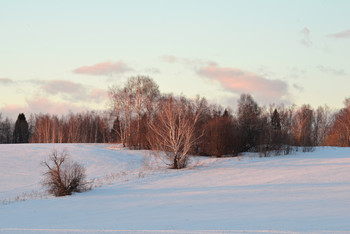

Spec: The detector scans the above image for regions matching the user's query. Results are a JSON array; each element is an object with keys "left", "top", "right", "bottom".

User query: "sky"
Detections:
[{"left": 1, "top": 0, "right": 350, "bottom": 120}]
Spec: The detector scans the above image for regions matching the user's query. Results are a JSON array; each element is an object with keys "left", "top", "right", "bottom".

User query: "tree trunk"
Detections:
[{"left": 173, "top": 154, "right": 180, "bottom": 169}]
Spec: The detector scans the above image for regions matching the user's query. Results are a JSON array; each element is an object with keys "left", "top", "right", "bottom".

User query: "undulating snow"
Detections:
[{"left": 1, "top": 144, "right": 350, "bottom": 233}]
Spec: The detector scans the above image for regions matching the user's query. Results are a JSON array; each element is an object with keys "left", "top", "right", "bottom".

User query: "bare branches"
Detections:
[
  {"left": 148, "top": 95, "right": 205, "bottom": 169},
  {"left": 30, "top": 112, "right": 110, "bottom": 144},
  {"left": 42, "top": 149, "right": 88, "bottom": 197},
  {"left": 108, "top": 76, "right": 160, "bottom": 148}
]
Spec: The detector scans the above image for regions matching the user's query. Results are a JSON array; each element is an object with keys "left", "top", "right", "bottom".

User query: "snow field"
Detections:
[{"left": 0, "top": 144, "right": 350, "bottom": 233}]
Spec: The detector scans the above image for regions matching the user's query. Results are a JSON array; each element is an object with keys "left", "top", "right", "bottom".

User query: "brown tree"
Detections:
[
  {"left": 42, "top": 149, "right": 88, "bottom": 197},
  {"left": 314, "top": 105, "right": 333, "bottom": 146},
  {"left": 324, "top": 99, "right": 350, "bottom": 146},
  {"left": 200, "top": 108, "right": 236, "bottom": 156},
  {"left": 148, "top": 95, "right": 204, "bottom": 169},
  {"left": 292, "top": 105, "right": 314, "bottom": 147},
  {"left": 109, "top": 76, "right": 159, "bottom": 148},
  {"left": 237, "top": 94, "right": 262, "bottom": 152}
]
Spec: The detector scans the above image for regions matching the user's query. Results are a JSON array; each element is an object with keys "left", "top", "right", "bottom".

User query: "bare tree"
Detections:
[
  {"left": 200, "top": 106, "right": 237, "bottom": 156},
  {"left": 109, "top": 84, "right": 134, "bottom": 147},
  {"left": 57, "top": 116, "right": 65, "bottom": 143},
  {"left": 148, "top": 95, "right": 204, "bottom": 169},
  {"left": 127, "top": 76, "right": 160, "bottom": 148},
  {"left": 42, "top": 149, "right": 88, "bottom": 197},
  {"left": 109, "top": 76, "right": 159, "bottom": 148},
  {"left": 292, "top": 105, "right": 314, "bottom": 147},
  {"left": 314, "top": 105, "right": 333, "bottom": 146},
  {"left": 237, "top": 94, "right": 262, "bottom": 152},
  {"left": 325, "top": 99, "right": 350, "bottom": 146},
  {"left": 1, "top": 117, "right": 13, "bottom": 143}
]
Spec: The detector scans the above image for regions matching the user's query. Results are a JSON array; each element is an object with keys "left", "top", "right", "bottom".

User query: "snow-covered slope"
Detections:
[{"left": 1, "top": 144, "right": 350, "bottom": 233}]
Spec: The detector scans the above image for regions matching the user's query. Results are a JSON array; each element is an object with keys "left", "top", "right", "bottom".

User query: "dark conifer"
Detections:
[
  {"left": 110, "top": 117, "right": 121, "bottom": 143},
  {"left": 271, "top": 109, "right": 281, "bottom": 130},
  {"left": 13, "top": 113, "right": 29, "bottom": 143}
]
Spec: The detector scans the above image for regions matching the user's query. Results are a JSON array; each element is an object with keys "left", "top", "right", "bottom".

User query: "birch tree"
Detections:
[
  {"left": 148, "top": 95, "right": 204, "bottom": 169},
  {"left": 109, "top": 76, "right": 159, "bottom": 148}
]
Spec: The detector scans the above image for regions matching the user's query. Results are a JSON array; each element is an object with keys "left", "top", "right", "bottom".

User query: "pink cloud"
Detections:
[
  {"left": 1, "top": 104, "right": 22, "bottom": 113},
  {"left": 0, "top": 78, "right": 15, "bottom": 85},
  {"left": 0, "top": 104, "right": 24, "bottom": 120},
  {"left": 0, "top": 97, "right": 89, "bottom": 120},
  {"left": 73, "top": 61, "right": 132, "bottom": 76},
  {"left": 327, "top": 29, "right": 350, "bottom": 39},
  {"left": 88, "top": 88, "right": 108, "bottom": 103},
  {"left": 26, "top": 97, "right": 87, "bottom": 115},
  {"left": 197, "top": 64, "right": 289, "bottom": 103}
]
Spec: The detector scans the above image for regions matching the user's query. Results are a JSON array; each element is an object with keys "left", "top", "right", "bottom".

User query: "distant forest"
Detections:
[{"left": 1, "top": 76, "right": 350, "bottom": 157}]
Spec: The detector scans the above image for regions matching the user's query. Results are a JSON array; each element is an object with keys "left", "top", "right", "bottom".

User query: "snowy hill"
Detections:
[{"left": 1, "top": 144, "right": 350, "bottom": 233}]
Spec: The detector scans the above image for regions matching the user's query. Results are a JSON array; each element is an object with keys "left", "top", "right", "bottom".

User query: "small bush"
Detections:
[{"left": 42, "top": 149, "right": 88, "bottom": 197}]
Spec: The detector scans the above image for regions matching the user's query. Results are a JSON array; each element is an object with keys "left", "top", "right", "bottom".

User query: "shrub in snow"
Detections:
[{"left": 42, "top": 149, "right": 88, "bottom": 197}]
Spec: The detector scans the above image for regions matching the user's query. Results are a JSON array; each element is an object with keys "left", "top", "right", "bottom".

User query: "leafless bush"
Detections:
[{"left": 42, "top": 149, "right": 89, "bottom": 197}]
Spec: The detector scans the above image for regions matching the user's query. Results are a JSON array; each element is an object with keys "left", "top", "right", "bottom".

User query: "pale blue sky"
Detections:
[{"left": 1, "top": 0, "right": 350, "bottom": 119}]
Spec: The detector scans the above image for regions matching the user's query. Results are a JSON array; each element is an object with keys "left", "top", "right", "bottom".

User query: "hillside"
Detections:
[{"left": 1, "top": 144, "right": 350, "bottom": 233}]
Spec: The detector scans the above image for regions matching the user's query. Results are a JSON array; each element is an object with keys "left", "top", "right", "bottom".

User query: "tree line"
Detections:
[
  {"left": 0, "top": 112, "right": 111, "bottom": 144},
  {"left": 1, "top": 76, "right": 350, "bottom": 159}
]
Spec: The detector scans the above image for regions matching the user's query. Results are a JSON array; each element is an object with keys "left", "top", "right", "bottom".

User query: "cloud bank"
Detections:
[
  {"left": 0, "top": 97, "right": 89, "bottom": 120},
  {"left": 0, "top": 79, "right": 108, "bottom": 120},
  {"left": 197, "top": 64, "right": 289, "bottom": 103},
  {"left": 0, "top": 78, "right": 15, "bottom": 85},
  {"left": 42, "top": 80, "right": 84, "bottom": 95},
  {"left": 41, "top": 80, "right": 107, "bottom": 103},
  {"left": 327, "top": 30, "right": 350, "bottom": 39},
  {"left": 73, "top": 61, "right": 132, "bottom": 76}
]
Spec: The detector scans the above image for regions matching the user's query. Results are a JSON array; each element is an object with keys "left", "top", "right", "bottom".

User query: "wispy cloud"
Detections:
[
  {"left": 73, "top": 61, "right": 132, "bottom": 76},
  {"left": 162, "top": 55, "right": 178, "bottom": 63},
  {"left": 288, "top": 67, "right": 307, "bottom": 79},
  {"left": 161, "top": 54, "right": 216, "bottom": 68},
  {"left": 41, "top": 80, "right": 107, "bottom": 104},
  {"left": 42, "top": 80, "right": 85, "bottom": 95},
  {"left": 197, "top": 64, "right": 289, "bottom": 103},
  {"left": 300, "top": 27, "right": 312, "bottom": 47},
  {"left": 316, "top": 65, "right": 346, "bottom": 76},
  {"left": 0, "top": 78, "right": 15, "bottom": 85},
  {"left": 88, "top": 88, "right": 108, "bottom": 103},
  {"left": 293, "top": 83, "right": 304, "bottom": 92},
  {"left": 327, "top": 29, "right": 350, "bottom": 39},
  {"left": 143, "top": 67, "right": 161, "bottom": 74}
]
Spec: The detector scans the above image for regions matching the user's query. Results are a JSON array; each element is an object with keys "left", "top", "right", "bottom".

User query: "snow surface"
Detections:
[{"left": 1, "top": 144, "right": 350, "bottom": 233}]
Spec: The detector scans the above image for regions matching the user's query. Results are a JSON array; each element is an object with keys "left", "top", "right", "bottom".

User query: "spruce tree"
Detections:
[
  {"left": 110, "top": 117, "right": 121, "bottom": 143},
  {"left": 13, "top": 113, "right": 29, "bottom": 143},
  {"left": 271, "top": 109, "right": 281, "bottom": 130}
]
